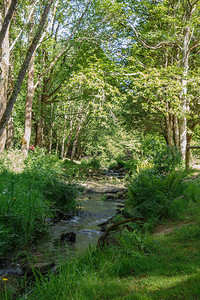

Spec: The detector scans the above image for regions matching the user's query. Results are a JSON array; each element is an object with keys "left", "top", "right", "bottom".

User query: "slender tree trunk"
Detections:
[
  {"left": 6, "top": 117, "right": 14, "bottom": 149},
  {"left": 36, "top": 117, "right": 44, "bottom": 147},
  {"left": 35, "top": 81, "right": 47, "bottom": 147},
  {"left": 0, "top": 0, "right": 11, "bottom": 152},
  {"left": 78, "top": 144, "right": 86, "bottom": 159},
  {"left": 0, "top": 0, "right": 54, "bottom": 137},
  {"left": 186, "top": 133, "right": 193, "bottom": 170},
  {"left": 0, "top": 0, "right": 18, "bottom": 49},
  {"left": 71, "top": 126, "right": 81, "bottom": 161},
  {"left": 49, "top": 120, "right": 54, "bottom": 154},
  {"left": 179, "top": 5, "right": 195, "bottom": 160},
  {"left": 35, "top": 93, "right": 44, "bottom": 147},
  {"left": 71, "top": 114, "right": 86, "bottom": 161},
  {"left": 49, "top": 104, "right": 55, "bottom": 154},
  {"left": 64, "top": 131, "right": 73, "bottom": 159},
  {"left": 55, "top": 139, "right": 59, "bottom": 155},
  {"left": 61, "top": 113, "right": 67, "bottom": 159},
  {"left": 63, "top": 110, "right": 79, "bottom": 159},
  {"left": 21, "top": 5, "right": 35, "bottom": 155},
  {"left": 173, "top": 115, "right": 179, "bottom": 147},
  {"left": 55, "top": 125, "right": 61, "bottom": 156},
  {"left": 165, "top": 103, "right": 173, "bottom": 146}
]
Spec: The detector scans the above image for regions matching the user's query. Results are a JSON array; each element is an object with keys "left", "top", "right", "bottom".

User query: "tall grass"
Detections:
[
  {"left": 0, "top": 150, "right": 81, "bottom": 255},
  {"left": 0, "top": 169, "right": 49, "bottom": 255},
  {"left": 20, "top": 214, "right": 200, "bottom": 299}
]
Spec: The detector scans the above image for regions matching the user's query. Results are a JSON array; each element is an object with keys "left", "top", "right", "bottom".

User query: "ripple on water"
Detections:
[{"left": 34, "top": 192, "right": 120, "bottom": 261}]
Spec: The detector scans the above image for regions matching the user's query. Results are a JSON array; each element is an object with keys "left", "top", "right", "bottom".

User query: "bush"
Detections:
[
  {"left": 152, "top": 145, "right": 182, "bottom": 174},
  {"left": 24, "top": 151, "right": 81, "bottom": 211},
  {"left": 126, "top": 171, "right": 188, "bottom": 224},
  {"left": 43, "top": 180, "right": 82, "bottom": 212}
]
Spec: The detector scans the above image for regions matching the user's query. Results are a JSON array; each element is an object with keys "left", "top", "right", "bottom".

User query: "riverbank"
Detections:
[
  {"left": 0, "top": 182, "right": 125, "bottom": 299},
  {"left": 1, "top": 150, "right": 200, "bottom": 299},
  {"left": 17, "top": 190, "right": 200, "bottom": 299}
]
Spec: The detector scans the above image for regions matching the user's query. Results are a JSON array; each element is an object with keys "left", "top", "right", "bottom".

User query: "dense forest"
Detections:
[{"left": 1, "top": 0, "right": 200, "bottom": 299}]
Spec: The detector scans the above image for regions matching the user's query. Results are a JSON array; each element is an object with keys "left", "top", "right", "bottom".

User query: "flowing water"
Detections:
[{"left": 34, "top": 191, "right": 120, "bottom": 262}]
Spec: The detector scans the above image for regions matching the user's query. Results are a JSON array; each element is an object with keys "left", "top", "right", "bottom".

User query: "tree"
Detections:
[
  {"left": 99, "top": 0, "right": 200, "bottom": 162},
  {"left": 0, "top": 0, "right": 54, "bottom": 142}
]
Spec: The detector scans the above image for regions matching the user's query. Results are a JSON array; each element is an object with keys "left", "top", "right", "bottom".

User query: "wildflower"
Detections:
[
  {"left": 13, "top": 197, "right": 16, "bottom": 200},
  {"left": 3, "top": 278, "right": 8, "bottom": 282}
]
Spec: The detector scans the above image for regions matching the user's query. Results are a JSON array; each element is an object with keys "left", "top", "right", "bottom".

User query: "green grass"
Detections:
[
  {"left": 0, "top": 150, "right": 81, "bottom": 255},
  {"left": 15, "top": 200, "right": 200, "bottom": 299},
  {"left": 1, "top": 151, "right": 200, "bottom": 299},
  {"left": 0, "top": 169, "right": 49, "bottom": 254}
]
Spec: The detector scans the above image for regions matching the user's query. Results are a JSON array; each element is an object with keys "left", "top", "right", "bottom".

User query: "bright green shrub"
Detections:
[
  {"left": 126, "top": 171, "right": 187, "bottom": 223},
  {"left": 0, "top": 150, "right": 82, "bottom": 255}
]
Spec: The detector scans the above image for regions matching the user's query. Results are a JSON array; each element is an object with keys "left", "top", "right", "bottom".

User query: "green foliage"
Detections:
[
  {"left": 22, "top": 211, "right": 200, "bottom": 299},
  {"left": 126, "top": 171, "right": 188, "bottom": 223},
  {"left": 118, "top": 228, "right": 156, "bottom": 255},
  {"left": 0, "top": 169, "right": 49, "bottom": 255},
  {"left": 25, "top": 149, "right": 65, "bottom": 180},
  {"left": 62, "top": 159, "right": 80, "bottom": 179},
  {"left": 152, "top": 145, "right": 182, "bottom": 173},
  {"left": 24, "top": 150, "right": 81, "bottom": 211},
  {"left": 43, "top": 180, "right": 81, "bottom": 212},
  {"left": 0, "top": 150, "right": 81, "bottom": 255},
  {"left": 80, "top": 157, "right": 101, "bottom": 172}
]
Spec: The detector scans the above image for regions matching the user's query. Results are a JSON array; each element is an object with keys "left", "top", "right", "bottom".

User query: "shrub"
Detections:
[
  {"left": 152, "top": 145, "right": 182, "bottom": 174},
  {"left": 126, "top": 171, "right": 187, "bottom": 223},
  {"left": 24, "top": 151, "right": 81, "bottom": 211},
  {"left": 43, "top": 180, "right": 82, "bottom": 212}
]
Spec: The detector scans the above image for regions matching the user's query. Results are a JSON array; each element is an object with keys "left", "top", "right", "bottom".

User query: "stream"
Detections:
[
  {"left": 34, "top": 182, "right": 125, "bottom": 262},
  {"left": 0, "top": 181, "right": 125, "bottom": 296}
]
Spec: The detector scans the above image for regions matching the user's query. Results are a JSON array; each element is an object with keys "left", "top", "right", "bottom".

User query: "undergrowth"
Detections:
[
  {"left": 0, "top": 150, "right": 82, "bottom": 255},
  {"left": 17, "top": 211, "right": 200, "bottom": 299},
  {"left": 125, "top": 170, "right": 195, "bottom": 227}
]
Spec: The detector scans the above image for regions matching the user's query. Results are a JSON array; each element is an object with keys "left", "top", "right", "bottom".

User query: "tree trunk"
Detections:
[
  {"left": 61, "top": 113, "right": 67, "bottom": 159},
  {"left": 36, "top": 117, "right": 44, "bottom": 147},
  {"left": 165, "top": 107, "right": 173, "bottom": 146},
  {"left": 6, "top": 117, "right": 14, "bottom": 149},
  {"left": 35, "top": 93, "right": 44, "bottom": 147},
  {"left": 173, "top": 115, "right": 179, "bottom": 147},
  {"left": 186, "top": 133, "right": 193, "bottom": 170},
  {"left": 71, "top": 126, "right": 81, "bottom": 161},
  {"left": 0, "top": 0, "right": 11, "bottom": 152},
  {"left": 71, "top": 114, "right": 85, "bottom": 161},
  {"left": 64, "top": 131, "right": 72, "bottom": 159},
  {"left": 179, "top": 5, "right": 195, "bottom": 160},
  {"left": 0, "top": 0, "right": 18, "bottom": 49},
  {"left": 63, "top": 110, "right": 79, "bottom": 159},
  {"left": 49, "top": 104, "right": 55, "bottom": 154},
  {"left": 0, "top": 0, "right": 54, "bottom": 137},
  {"left": 49, "top": 120, "right": 54, "bottom": 154},
  {"left": 21, "top": 5, "right": 35, "bottom": 155},
  {"left": 35, "top": 81, "right": 47, "bottom": 147}
]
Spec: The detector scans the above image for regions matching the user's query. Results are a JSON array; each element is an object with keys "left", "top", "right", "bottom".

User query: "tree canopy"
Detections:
[{"left": 0, "top": 0, "right": 200, "bottom": 164}]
